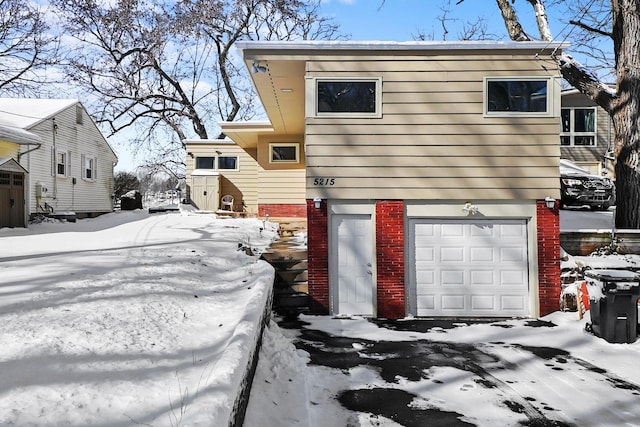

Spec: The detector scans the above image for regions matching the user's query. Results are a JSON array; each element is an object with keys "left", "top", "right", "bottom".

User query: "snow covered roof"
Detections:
[
  {"left": 0, "top": 123, "right": 41, "bottom": 145},
  {"left": 0, "top": 98, "right": 78, "bottom": 130},
  {"left": 236, "top": 40, "right": 570, "bottom": 52}
]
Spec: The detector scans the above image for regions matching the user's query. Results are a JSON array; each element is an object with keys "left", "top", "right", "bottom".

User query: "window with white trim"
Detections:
[
  {"left": 560, "top": 107, "right": 596, "bottom": 146},
  {"left": 310, "top": 77, "right": 382, "bottom": 118},
  {"left": 81, "top": 154, "right": 97, "bottom": 180},
  {"left": 270, "top": 143, "right": 299, "bottom": 163},
  {"left": 54, "top": 150, "right": 71, "bottom": 177},
  {"left": 195, "top": 155, "right": 238, "bottom": 170},
  {"left": 485, "top": 77, "right": 551, "bottom": 116},
  {"left": 217, "top": 156, "right": 238, "bottom": 170}
]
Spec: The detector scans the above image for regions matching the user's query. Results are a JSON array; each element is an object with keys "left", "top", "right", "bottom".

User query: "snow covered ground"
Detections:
[
  {"left": 3, "top": 206, "right": 640, "bottom": 426},
  {"left": 0, "top": 206, "right": 278, "bottom": 426},
  {"left": 249, "top": 313, "right": 640, "bottom": 427}
]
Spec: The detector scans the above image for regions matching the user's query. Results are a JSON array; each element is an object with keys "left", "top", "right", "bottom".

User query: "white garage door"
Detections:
[{"left": 411, "top": 219, "right": 529, "bottom": 317}]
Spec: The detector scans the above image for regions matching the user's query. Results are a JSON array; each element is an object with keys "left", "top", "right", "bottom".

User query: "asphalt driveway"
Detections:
[{"left": 277, "top": 315, "right": 640, "bottom": 427}]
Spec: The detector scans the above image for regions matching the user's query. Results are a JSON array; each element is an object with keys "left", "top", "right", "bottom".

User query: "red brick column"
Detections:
[
  {"left": 376, "top": 200, "right": 405, "bottom": 319},
  {"left": 307, "top": 199, "right": 330, "bottom": 314},
  {"left": 537, "top": 200, "right": 561, "bottom": 316}
]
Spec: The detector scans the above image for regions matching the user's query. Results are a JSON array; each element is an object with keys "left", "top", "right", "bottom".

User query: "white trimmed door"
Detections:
[
  {"left": 411, "top": 219, "right": 529, "bottom": 317},
  {"left": 333, "top": 214, "right": 374, "bottom": 316}
]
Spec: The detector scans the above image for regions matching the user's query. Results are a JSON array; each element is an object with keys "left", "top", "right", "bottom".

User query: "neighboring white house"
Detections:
[{"left": 0, "top": 99, "right": 118, "bottom": 224}]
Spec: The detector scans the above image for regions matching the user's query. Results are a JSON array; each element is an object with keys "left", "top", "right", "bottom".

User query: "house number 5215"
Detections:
[{"left": 313, "top": 178, "right": 335, "bottom": 186}]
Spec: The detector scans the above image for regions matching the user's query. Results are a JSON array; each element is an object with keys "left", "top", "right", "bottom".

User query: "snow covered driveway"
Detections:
[
  {"left": 249, "top": 315, "right": 640, "bottom": 427},
  {"left": 0, "top": 209, "right": 278, "bottom": 426}
]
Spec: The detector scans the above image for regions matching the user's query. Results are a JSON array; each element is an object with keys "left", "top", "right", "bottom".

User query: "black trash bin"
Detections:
[{"left": 584, "top": 269, "right": 640, "bottom": 343}]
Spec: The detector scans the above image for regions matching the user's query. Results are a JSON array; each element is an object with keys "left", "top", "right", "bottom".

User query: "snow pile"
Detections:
[{"left": 0, "top": 208, "right": 278, "bottom": 426}]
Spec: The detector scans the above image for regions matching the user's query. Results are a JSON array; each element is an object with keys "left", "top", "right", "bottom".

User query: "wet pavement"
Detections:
[{"left": 278, "top": 317, "right": 640, "bottom": 427}]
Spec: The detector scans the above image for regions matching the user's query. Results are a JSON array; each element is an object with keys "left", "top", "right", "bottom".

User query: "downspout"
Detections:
[{"left": 52, "top": 118, "right": 58, "bottom": 200}]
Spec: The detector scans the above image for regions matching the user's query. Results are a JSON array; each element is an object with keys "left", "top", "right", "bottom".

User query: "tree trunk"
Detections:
[{"left": 611, "top": 0, "right": 640, "bottom": 228}]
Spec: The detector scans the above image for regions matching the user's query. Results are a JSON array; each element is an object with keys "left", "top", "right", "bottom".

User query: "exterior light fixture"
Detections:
[
  {"left": 545, "top": 196, "right": 556, "bottom": 209},
  {"left": 462, "top": 201, "right": 478, "bottom": 216},
  {"left": 187, "top": 152, "right": 194, "bottom": 158},
  {"left": 313, "top": 197, "right": 322, "bottom": 209},
  {"left": 251, "top": 60, "right": 267, "bottom": 74}
]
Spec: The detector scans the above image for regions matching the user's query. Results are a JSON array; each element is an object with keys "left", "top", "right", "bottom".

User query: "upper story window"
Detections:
[
  {"left": 270, "top": 143, "right": 299, "bottom": 163},
  {"left": 195, "top": 155, "right": 238, "bottom": 170},
  {"left": 485, "top": 77, "right": 552, "bottom": 117},
  {"left": 561, "top": 107, "right": 596, "bottom": 146},
  {"left": 309, "top": 77, "right": 382, "bottom": 118}
]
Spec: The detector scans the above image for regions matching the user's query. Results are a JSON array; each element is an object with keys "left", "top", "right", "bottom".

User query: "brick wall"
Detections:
[
  {"left": 375, "top": 201, "right": 406, "bottom": 319},
  {"left": 306, "top": 199, "right": 329, "bottom": 314},
  {"left": 259, "top": 204, "right": 307, "bottom": 218},
  {"left": 537, "top": 199, "right": 561, "bottom": 316}
]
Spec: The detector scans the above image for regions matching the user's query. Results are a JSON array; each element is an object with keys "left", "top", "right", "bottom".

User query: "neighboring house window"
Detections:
[
  {"left": 270, "top": 143, "right": 299, "bottom": 163},
  {"left": 217, "top": 156, "right": 238, "bottom": 170},
  {"left": 310, "top": 77, "right": 382, "bottom": 117},
  {"left": 485, "top": 77, "right": 551, "bottom": 116},
  {"left": 53, "top": 150, "right": 71, "bottom": 177},
  {"left": 560, "top": 107, "right": 596, "bottom": 146},
  {"left": 196, "top": 157, "right": 215, "bottom": 169},
  {"left": 81, "top": 154, "right": 97, "bottom": 180}
]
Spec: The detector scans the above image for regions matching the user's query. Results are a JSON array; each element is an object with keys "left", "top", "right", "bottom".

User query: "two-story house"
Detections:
[{"left": 222, "top": 40, "right": 567, "bottom": 320}]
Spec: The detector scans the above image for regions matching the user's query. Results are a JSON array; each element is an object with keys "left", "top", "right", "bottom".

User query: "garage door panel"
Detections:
[
  {"left": 441, "top": 223, "right": 464, "bottom": 237},
  {"left": 412, "top": 219, "right": 529, "bottom": 317},
  {"left": 471, "top": 295, "right": 495, "bottom": 310},
  {"left": 500, "top": 247, "right": 526, "bottom": 262},
  {"left": 470, "top": 270, "right": 494, "bottom": 285},
  {"left": 501, "top": 295, "right": 526, "bottom": 311},
  {"left": 441, "top": 247, "right": 464, "bottom": 262},
  {"left": 441, "top": 270, "right": 464, "bottom": 285},
  {"left": 501, "top": 270, "right": 527, "bottom": 286},
  {"left": 441, "top": 295, "right": 465, "bottom": 310},
  {"left": 470, "top": 247, "right": 494, "bottom": 262}
]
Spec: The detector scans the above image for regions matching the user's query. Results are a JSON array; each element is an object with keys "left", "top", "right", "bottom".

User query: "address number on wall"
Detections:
[{"left": 313, "top": 178, "right": 336, "bottom": 186}]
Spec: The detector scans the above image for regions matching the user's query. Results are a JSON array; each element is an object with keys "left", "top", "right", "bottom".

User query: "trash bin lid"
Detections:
[{"left": 584, "top": 269, "right": 640, "bottom": 282}]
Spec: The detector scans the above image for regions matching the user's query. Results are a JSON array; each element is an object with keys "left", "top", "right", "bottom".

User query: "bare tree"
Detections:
[
  {"left": 492, "top": 0, "right": 640, "bottom": 229},
  {"left": 52, "top": 0, "right": 342, "bottom": 179},
  {"left": 0, "top": 0, "right": 59, "bottom": 96}
]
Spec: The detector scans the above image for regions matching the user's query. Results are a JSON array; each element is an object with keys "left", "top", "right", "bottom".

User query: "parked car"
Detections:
[{"left": 560, "top": 159, "right": 615, "bottom": 210}]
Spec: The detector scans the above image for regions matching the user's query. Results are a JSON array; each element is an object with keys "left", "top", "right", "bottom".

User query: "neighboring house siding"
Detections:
[
  {"left": 560, "top": 91, "right": 613, "bottom": 175},
  {"left": 305, "top": 53, "right": 561, "bottom": 201},
  {"left": 185, "top": 141, "right": 259, "bottom": 214},
  {"left": 21, "top": 104, "right": 116, "bottom": 216}
]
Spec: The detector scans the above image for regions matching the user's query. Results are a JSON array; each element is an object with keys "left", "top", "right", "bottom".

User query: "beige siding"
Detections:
[
  {"left": 20, "top": 105, "right": 117, "bottom": 216},
  {"left": 0, "top": 142, "right": 19, "bottom": 158},
  {"left": 305, "top": 52, "right": 561, "bottom": 201},
  {"left": 256, "top": 137, "right": 306, "bottom": 206},
  {"left": 185, "top": 141, "right": 259, "bottom": 214}
]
